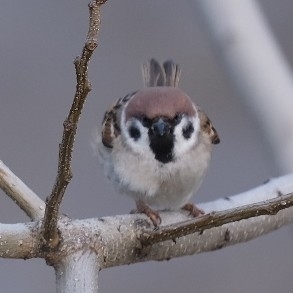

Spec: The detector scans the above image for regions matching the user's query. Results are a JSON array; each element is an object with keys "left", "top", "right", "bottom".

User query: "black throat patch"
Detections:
[{"left": 148, "top": 132, "right": 174, "bottom": 164}]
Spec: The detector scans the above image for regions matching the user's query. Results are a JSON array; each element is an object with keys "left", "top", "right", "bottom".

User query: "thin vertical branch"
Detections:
[{"left": 42, "top": 0, "right": 108, "bottom": 248}]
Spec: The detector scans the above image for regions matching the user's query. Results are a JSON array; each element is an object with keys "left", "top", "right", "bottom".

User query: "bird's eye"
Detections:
[
  {"left": 129, "top": 125, "right": 141, "bottom": 141},
  {"left": 173, "top": 113, "right": 183, "bottom": 124},
  {"left": 139, "top": 116, "right": 152, "bottom": 128},
  {"left": 182, "top": 122, "right": 194, "bottom": 139}
]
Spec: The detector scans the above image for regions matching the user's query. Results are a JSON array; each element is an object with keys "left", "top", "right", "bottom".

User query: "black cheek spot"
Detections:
[
  {"left": 182, "top": 122, "right": 194, "bottom": 139},
  {"left": 129, "top": 126, "right": 141, "bottom": 141}
]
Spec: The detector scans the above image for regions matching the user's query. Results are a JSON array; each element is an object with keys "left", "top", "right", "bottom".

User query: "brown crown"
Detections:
[{"left": 125, "top": 87, "right": 196, "bottom": 120}]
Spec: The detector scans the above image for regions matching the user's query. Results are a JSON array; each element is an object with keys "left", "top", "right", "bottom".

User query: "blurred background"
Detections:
[{"left": 0, "top": 0, "right": 292, "bottom": 292}]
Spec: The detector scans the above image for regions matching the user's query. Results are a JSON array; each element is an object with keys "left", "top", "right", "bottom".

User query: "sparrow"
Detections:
[{"left": 96, "top": 59, "right": 219, "bottom": 227}]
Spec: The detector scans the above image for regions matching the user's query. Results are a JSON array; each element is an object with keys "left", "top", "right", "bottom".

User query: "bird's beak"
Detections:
[{"left": 151, "top": 118, "right": 170, "bottom": 136}]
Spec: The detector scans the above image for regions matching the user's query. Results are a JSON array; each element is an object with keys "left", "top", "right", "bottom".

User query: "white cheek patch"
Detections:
[
  {"left": 120, "top": 110, "right": 151, "bottom": 156},
  {"left": 173, "top": 116, "right": 200, "bottom": 158}
]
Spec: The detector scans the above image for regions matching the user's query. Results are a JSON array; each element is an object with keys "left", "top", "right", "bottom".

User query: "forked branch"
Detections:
[
  {"left": 1, "top": 173, "right": 293, "bottom": 265},
  {"left": 41, "top": 0, "right": 107, "bottom": 248}
]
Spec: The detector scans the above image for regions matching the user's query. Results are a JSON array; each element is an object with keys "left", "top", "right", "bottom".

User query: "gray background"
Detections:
[{"left": 0, "top": 0, "right": 292, "bottom": 292}]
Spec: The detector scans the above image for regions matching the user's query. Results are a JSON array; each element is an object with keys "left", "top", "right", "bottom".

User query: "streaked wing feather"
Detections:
[
  {"left": 101, "top": 93, "right": 134, "bottom": 148},
  {"left": 198, "top": 109, "right": 220, "bottom": 144}
]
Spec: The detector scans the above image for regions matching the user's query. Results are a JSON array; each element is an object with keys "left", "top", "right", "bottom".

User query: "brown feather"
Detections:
[
  {"left": 142, "top": 59, "right": 181, "bottom": 87},
  {"left": 125, "top": 87, "right": 196, "bottom": 120},
  {"left": 102, "top": 59, "right": 219, "bottom": 147},
  {"left": 101, "top": 93, "right": 133, "bottom": 148},
  {"left": 198, "top": 109, "right": 220, "bottom": 144}
]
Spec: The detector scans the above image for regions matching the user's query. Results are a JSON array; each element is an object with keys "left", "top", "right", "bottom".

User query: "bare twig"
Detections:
[
  {"left": 139, "top": 192, "right": 293, "bottom": 246},
  {"left": 0, "top": 160, "right": 45, "bottom": 220},
  {"left": 42, "top": 0, "right": 107, "bottom": 248}
]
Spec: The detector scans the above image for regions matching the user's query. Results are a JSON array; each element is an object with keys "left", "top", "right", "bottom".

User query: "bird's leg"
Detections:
[
  {"left": 181, "top": 203, "right": 205, "bottom": 217},
  {"left": 135, "top": 199, "right": 162, "bottom": 227}
]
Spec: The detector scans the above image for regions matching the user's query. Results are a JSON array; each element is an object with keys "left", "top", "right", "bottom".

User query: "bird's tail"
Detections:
[{"left": 142, "top": 59, "right": 181, "bottom": 88}]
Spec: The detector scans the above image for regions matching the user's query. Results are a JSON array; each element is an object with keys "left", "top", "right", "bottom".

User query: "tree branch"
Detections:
[
  {"left": 140, "top": 173, "right": 293, "bottom": 245},
  {"left": 55, "top": 250, "right": 101, "bottom": 293},
  {"left": 0, "top": 160, "right": 45, "bottom": 220},
  {"left": 41, "top": 0, "right": 107, "bottom": 248},
  {"left": 1, "top": 173, "right": 293, "bottom": 269},
  {"left": 139, "top": 192, "right": 293, "bottom": 246},
  {"left": 0, "top": 222, "right": 39, "bottom": 259}
]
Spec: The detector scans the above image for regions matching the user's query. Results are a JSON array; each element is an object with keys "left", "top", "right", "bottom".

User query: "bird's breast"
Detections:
[{"left": 111, "top": 139, "right": 212, "bottom": 209}]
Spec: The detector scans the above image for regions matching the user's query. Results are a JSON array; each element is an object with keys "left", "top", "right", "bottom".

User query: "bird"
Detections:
[{"left": 96, "top": 59, "right": 219, "bottom": 227}]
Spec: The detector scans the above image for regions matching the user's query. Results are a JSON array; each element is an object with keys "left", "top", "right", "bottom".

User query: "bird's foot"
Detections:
[
  {"left": 181, "top": 203, "right": 205, "bottom": 217},
  {"left": 134, "top": 200, "right": 162, "bottom": 227}
]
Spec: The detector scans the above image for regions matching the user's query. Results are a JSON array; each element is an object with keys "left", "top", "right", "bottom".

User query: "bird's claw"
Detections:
[
  {"left": 135, "top": 200, "right": 162, "bottom": 227},
  {"left": 182, "top": 203, "right": 205, "bottom": 217}
]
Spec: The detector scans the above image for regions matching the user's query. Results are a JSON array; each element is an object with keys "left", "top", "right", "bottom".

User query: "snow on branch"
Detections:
[
  {"left": 0, "top": 173, "right": 292, "bottom": 268},
  {"left": 0, "top": 160, "right": 45, "bottom": 220}
]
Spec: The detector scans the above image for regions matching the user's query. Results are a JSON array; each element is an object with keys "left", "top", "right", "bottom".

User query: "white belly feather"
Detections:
[{"left": 98, "top": 135, "right": 211, "bottom": 210}]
